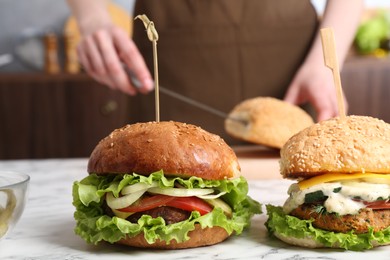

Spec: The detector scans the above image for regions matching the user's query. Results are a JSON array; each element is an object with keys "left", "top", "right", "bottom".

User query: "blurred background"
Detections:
[
  {"left": 0, "top": 0, "right": 390, "bottom": 159},
  {"left": 0, "top": 0, "right": 134, "bottom": 72}
]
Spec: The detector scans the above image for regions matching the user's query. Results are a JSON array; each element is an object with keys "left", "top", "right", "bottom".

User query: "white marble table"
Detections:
[{"left": 0, "top": 158, "right": 389, "bottom": 260}]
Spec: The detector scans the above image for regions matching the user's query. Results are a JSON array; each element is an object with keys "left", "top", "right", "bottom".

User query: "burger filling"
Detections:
[
  {"left": 104, "top": 181, "right": 232, "bottom": 222},
  {"left": 104, "top": 202, "right": 191, "bottom": 225},
  {"left": 266, "top": 173, "right": 390, "bottom": 251},
  {"left": 73, "top": 170, "right": 261, "bottom": 245},
  {"left": 283, "top": 173, "right": 390, "bottom": 233}
]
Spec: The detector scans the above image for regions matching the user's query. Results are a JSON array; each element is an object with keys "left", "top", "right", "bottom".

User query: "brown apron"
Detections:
[{"left": 129, "top": 0, "right": 318, "bottom": 144}]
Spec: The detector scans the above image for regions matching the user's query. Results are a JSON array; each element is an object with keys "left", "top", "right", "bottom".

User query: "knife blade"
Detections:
[{"left": 126, "top": 68, "right": 248, "bottom": 125}]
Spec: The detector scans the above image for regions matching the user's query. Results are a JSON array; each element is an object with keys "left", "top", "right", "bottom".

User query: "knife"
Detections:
[{"left": 126, "top": 69, "right": 248, "bottom": 125}]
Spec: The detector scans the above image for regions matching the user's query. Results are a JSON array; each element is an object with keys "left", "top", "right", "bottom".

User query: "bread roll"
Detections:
[{"left": 225, "top": 97, "right": 313, "bottom": 148}]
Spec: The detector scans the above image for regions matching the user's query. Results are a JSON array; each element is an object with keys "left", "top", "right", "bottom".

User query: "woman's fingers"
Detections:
[
  {"left": 113, "top": 27, "right": 154, "bottom": 94},
  {"left": 94, "top": 29, "right": 136, "bottom": 95},
  {"left": 75, "top": 26, "right": 152, "bottom": 95}
]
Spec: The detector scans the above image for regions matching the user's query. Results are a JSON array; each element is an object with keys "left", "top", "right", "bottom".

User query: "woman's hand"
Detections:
[
  {"left": 284, "top": 0, "right": 363, "bottom": 122},
  {"left": 67, "top": 0, "right": 153, "bottom": 95},
  {"left": 284, "top": 65, "right": 347, "bottom": 122},
  {"left": 77, "top": 25, "right": 154, "bottom": 95}
]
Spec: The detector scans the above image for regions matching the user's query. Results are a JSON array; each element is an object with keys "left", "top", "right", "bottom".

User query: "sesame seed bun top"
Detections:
[
  {"left": 87, "top": 121, "right": 241, "bottom": 180},
  {"left": 280, "top": 115, "right": 390, "bottom": 179}
]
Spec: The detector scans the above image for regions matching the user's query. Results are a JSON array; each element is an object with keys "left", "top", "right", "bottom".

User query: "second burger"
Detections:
[{"left": 266, "top": 115, "right": 390, "bottom": 250}]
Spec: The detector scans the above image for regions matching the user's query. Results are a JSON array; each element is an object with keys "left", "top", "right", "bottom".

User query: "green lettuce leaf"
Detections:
[
  {"left": 72, "top": 171, "right": 261, "bottom": 245},
  {"left": 265, "top": 204, "right": 390, "bottom": 251}
]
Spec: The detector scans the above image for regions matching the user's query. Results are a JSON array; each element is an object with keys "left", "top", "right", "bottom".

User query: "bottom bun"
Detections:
[
  {"left": 273, "top": 232, "right": 324, "bottom": 248},
  {"left": 273, "top": 231, "right": 390, "bottom": 249},
  {"left": 116, "top": 225, "right": 230, "bottom": 249}
]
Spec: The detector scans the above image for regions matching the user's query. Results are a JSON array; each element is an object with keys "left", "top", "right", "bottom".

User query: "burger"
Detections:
[
  {"left": 72, "top": 121, "right": 261, "bottom": 249},
  {"left": 266, "top": 115, "right": 390, "bottom": 251},
  {"left": 225, "top": 97, "right": 314, "bottom": 149}
]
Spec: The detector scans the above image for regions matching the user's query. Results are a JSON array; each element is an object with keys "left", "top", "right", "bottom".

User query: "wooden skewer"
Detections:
[
  {"left": 320, "top": 27, "right": 346, "bottom": 118},
  {"left": 152, "top": 39, "right": 160, "bottom": 122},
  {"left": 135, "top": 15, "right": 160, "bottom": 122}
]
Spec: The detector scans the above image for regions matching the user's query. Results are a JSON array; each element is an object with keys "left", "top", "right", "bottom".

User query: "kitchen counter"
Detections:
[{"left": 0, "top": 157, "right": 389, "bottom": 260}]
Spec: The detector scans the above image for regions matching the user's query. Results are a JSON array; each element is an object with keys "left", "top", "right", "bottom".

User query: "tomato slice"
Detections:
[
  {"left": 117, "top": 194, "right": 213, "bottom": 215},
  {"left": 118, "top": 194, "right": 175, "bottom": 212},
  {"left": 363, "top": 200, "right": 390, "bottom": 209},
  {"left": 166, "top": 196, "right": 213, "bottom": 215}
]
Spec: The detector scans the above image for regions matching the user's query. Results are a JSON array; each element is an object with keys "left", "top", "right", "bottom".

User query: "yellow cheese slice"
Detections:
[{"left": 298, "top": 172, "right": 390, "bottom": 190}]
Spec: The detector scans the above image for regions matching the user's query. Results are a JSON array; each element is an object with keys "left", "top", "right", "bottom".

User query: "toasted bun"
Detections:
[
  {"left": 272, "top": 231, "right": 390, "bottom": 249},
  {"left": 225, "top": 97, "right": 313, "bottom": 148},
  {"left": 280, "top": 115, "right": 390, "bottom": 178},
  {"left": 116, "top": 225, "right": 230, "bottom": 249},
  {"left": 88, "top": 121, "right": 240, "bottom": 180},
  {"left": 273, "top": 232, "right": 323, "bottom": 248}
]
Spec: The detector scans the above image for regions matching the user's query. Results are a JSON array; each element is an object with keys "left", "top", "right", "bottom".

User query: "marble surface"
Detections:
[{"left": 0, "top": 158, "right": 389, "bottom": 260}]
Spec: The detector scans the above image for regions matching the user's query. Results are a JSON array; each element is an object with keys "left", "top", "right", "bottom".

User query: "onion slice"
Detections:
[
  {"left": 205, "top": 198, "right": 232, "bottom": 217},
  {"left": 106, "top": 190, "right": 145, "bottom": 209},
  {"left": 147, "top": 187, "right": 214, "bottom": 197},
  {"left": 112, "top": 208, "right": 134, "bottom": 219},
  {"left": 197, "top": 191, "right": 227, "bottom": 199},
  {"left": 121, "top": 182, "right": 158, "bottom": 195}
]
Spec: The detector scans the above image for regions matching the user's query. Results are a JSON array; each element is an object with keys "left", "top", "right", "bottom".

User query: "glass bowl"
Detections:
[{"left": 0, "top": 171, "right": 30, "bottom": 240}]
